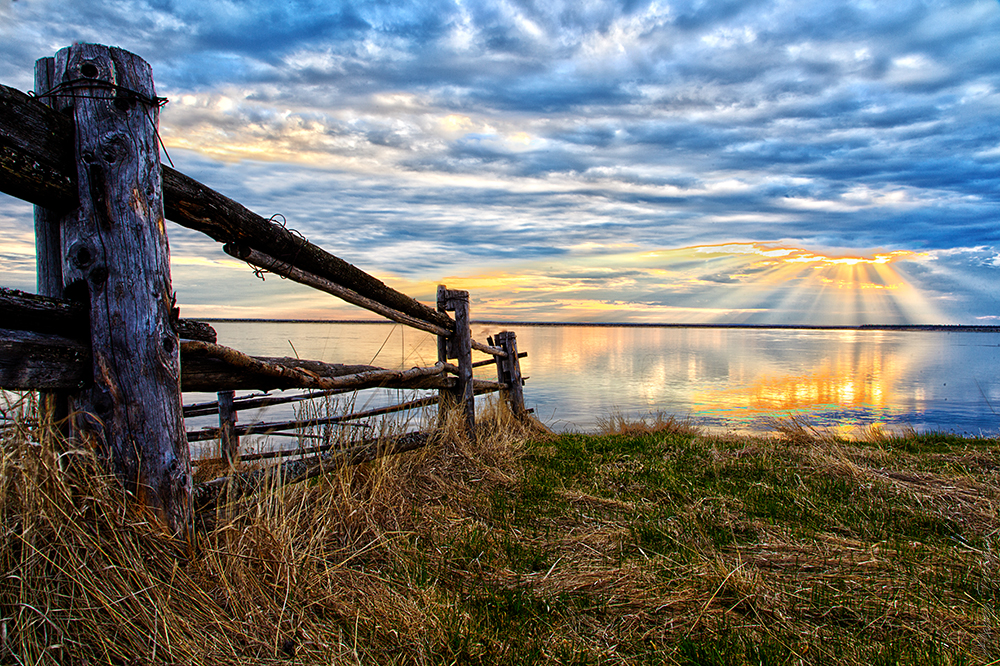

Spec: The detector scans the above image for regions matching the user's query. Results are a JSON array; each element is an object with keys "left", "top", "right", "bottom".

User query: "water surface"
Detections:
[{"left": 200, "top": 322, "right": 1000, "bottom": 436}]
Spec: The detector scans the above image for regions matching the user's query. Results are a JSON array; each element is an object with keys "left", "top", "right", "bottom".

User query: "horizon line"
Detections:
[{"left": 193, "top": 318, "right": 1000, "bottom": 332}]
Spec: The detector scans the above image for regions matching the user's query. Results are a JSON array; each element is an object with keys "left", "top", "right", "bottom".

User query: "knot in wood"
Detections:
[
  {"left": 98, "top": 134, "right": 131, "bottom": 166},
  {"left": 68, "top": 241, "right": 95, "bottom": 269},
  {"left": 223, "top": 242, "right": 253, "bottom": 260},
  {"left": 70, "top": 51, "right": 113, "bottom": 83},
  {"left": 79, "top": 61, "right": 103, "bottom": 80},
  {"left": 88, "top": 265, "right": 109, "bottom": 286}
]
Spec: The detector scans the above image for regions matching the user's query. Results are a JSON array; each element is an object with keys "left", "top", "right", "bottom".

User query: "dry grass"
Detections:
[
  {"left": 2, "top": 398, "right": 998, "bottom": 664},
  {"left": 0, "top": 396, "right": 533, "bottom": 665},
  {"left": 596, "top": 408, "right": 700, "bottom": 438}
]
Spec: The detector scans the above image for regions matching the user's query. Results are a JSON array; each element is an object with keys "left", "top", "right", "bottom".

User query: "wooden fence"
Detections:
[{"left": 0, "top": 43, "right": 528, "bottom": 538}]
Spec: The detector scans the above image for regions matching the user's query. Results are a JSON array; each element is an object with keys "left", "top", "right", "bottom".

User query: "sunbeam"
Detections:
[{"left": 434, "top": 242, "right": 951, "bottom": 324}]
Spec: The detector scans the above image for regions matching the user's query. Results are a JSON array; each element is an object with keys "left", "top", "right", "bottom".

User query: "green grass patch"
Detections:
[{"left": 400, "top": 426, "right": 999, "bottom": 664}]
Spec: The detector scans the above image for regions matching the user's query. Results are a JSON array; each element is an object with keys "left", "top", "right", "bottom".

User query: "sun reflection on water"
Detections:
[
  {"left": 700, "top": 357, "right": 892, "bottom": 415},
  {"left": 683, "top": 332, "right": 912, "bottom": 436}
]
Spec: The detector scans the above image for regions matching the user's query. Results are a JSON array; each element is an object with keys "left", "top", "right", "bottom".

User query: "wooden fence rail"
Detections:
[
  {"left": 0, "top": 43, "right": 529, "bottom": 538},
  {"left": 1, "top": 286, "right": 512, "bottom": 396}
]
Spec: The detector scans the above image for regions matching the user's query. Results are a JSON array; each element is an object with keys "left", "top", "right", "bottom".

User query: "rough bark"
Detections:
[
  {"left": 0, "top": 325, "right": 494, "bottom": 394},
  {"left": 164, "top": 170, "right": 452, "bottom": 331},
  {"left": 0, "top": 84, "right": 76, "bottom": 208},
  {"left": 0, "top": 328, "right": 90, "bottom": 390},
  {"left": 55, "top": 44, "right": 191, "bottom": 537},
  {"left": 32, "top": 57, "right": 74, "bottom": 431},
  {"left": 437, "top": 286, "right": 475, "bottom": 441},
  {"left": 226, "top": 246, "right": 451, "bottom": 337},
  {"left": 0, "top": 286, "right": 215, "bottom": 342},
  {"left": 495, "top": 331, "right": 526, "bottom": 416}
]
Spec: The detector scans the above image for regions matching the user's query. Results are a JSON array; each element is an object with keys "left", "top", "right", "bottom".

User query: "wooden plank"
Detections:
[
  {"left": 33, "top": 58, "right": 69, "bottom": 298},
  {"left": 175, "top": 319, "right": 218, "bottom": 342},
  {"left": 0, "top": 326, "right": 476, "bottom": 393},
  {"left": 217, "top": 390, "right": 238, "bottom": 465},
  {"left": 189, "top": 381, "right": 504, "bottom": 445},
  {"left": 190, "top": 393, "right": 441, "bottom": 443},
  {"left": 180, "top": 351, "right": 380, "bottom": 391},
  {"left": 194, "top": 431, "right": 430, "bottom": 511},
  {"left": 0, "top": 84, "right": 76, "bottom": 208},
  {"left": 436, "top": 285, "right": 455, "bottom": 429},
  {"left": 183, "top": 388, "right": 354, "bottom": 418},
  {"left": 471, "top": 339, "right": 506, "bottom": 357},
  {"left": 164, "top": 170, "right": 453, "bottom": 331},
  {"left": 0, "top": 286, "right": 85, "bottom": 337},
  {"left": 54, "top": 44, "right": 191, "bottom": 536},
  {"left": 228, "top": 246, "right": 451, "bottom": 337},
  {"left": 472, "top": 351, "right": 525, "bottom": 369},
  {"left": 0, "top": 286, "right": 215, "bottom": 342},
  {"left": 0, "top": 328, "right": 89, "bottom": 390},
  {"left": 182, "top": 339, "right": 456, "bottom": 392},
  {"left": 32, "top": 57, "right": 72, "bottom": 432}
]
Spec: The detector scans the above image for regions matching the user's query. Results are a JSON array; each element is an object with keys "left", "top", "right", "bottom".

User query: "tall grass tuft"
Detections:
[{"left": 596, "top": 408, "right": 700, "bottom": 437}]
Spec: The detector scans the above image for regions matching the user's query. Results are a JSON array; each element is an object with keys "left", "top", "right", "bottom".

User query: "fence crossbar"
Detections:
[
  {"left": 188, "top": 381, "right": 504, "bottom": 443},
  {"left": 183, "top": 388, "right": 354, "bottom": 418},
  {"left": 227, "top": 245, "right": 452, "bottom": 337}
]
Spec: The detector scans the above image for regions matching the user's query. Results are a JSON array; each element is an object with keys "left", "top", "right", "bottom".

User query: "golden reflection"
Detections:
[{"left": 694, "top": 334, "right": 904, "bottom": 417}]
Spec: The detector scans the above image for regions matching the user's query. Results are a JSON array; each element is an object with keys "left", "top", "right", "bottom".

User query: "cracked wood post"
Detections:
[
  {"left": 33, "top": 56, "right": 72, "bottom": 434},
  {"left": 53, "top": 44, "right": 192, "bottom": 537},
  {"left": 436, "top": 285, "right": 450, "bottom": 430},
  {"left": 437, "top": 285, "right": 475, "bottom": 441},
  {"left": 494, "top": 331, "right": 526, "bottom": 417},
  {"left": 218, "top": 390, "right": 238, "bottom": 465}
]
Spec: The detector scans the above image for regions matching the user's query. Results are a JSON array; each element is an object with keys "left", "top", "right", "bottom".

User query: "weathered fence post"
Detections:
[
  {"left": 437, "top": 285, "right": 475, "bottom": 441},
  {"left": 436, "top": 285, "right": 452, "bottom": 432},
  {"left": 51, "top": 44, "right": 191, "bottom": 536},
  {"left": 218, "top": 390, "right": 238, "bottom": 465},
  {"left": 494, "top": 331, "right": 526, "bottom": 417},
  {"left": 33, "top": 56, "right": 72, "bottom": 433}
]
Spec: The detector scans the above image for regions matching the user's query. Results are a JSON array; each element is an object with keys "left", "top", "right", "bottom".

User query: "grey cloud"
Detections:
[{"left": 700, "top": 273, "right": 739, "bottom": 284}]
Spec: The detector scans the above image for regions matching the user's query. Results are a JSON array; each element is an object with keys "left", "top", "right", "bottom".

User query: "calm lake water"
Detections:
[{"left": 198, "top": 321, "right": 1000, "bottom": 438}]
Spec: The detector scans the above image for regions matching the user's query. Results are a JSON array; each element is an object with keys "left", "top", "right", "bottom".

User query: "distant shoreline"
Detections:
[{"left": 196, "top": 318, "right": 1000, "bottom": 332}]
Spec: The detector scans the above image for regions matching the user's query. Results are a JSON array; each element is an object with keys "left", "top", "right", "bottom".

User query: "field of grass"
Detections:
[{"left": 2, "top": 401, "right": 998, "bottom": 664}]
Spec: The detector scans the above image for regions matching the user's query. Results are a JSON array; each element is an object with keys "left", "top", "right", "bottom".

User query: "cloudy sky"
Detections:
[{"left": 1, "top": 0, "right": 998, "bottom": 324}]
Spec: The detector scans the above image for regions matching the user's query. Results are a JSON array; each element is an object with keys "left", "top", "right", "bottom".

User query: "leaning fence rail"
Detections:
[{"left": 0, "top": 43, "right": 528, "bottom": 537}]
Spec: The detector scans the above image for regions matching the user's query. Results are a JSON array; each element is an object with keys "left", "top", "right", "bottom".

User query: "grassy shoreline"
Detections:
[{"left": 2, "top": 408, "right": 998, "bottom": 664}]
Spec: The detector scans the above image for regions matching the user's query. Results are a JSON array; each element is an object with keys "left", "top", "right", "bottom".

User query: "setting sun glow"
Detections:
[{"left": 428, "top": 242, "right": 945, "bottom": 325}]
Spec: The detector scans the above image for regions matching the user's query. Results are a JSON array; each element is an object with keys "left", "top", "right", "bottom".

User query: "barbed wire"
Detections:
[
  {"left": 249, "top": 214, "right": 309, "bottom": 281},
  {"left": 31, "top": 77, "right": 168, "bottom": 108},
  {"left": 31, "top": 78, "right": 175, "bottom": 167}
]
